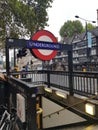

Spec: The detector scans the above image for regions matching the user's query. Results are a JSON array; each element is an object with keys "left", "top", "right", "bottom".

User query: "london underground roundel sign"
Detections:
[{"left": 31, "top": 30, "right": 58, "bottom": 60}]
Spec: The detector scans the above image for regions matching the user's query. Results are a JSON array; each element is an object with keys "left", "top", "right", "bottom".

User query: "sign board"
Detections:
[
  {"left": 27, "top": 40, "right": 60, "bottom": 50},
  {"left": 31, "top": 30, "right": 58, "bottom": 60},
  {"left": 17, "top": 93, "right": 25, "bottom": 122},
  {"left": 87, "top": 32, "right": 92, "bottom": 48}
]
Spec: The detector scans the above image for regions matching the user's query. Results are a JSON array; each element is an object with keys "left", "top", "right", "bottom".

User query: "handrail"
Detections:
[{"left": 9, "top": 70, "right": 98, "bottom": 98}]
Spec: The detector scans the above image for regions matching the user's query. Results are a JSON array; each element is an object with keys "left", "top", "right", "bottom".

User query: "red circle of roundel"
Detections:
[{"left": 31, "top": 30, "right": 57, "bottom": 60}]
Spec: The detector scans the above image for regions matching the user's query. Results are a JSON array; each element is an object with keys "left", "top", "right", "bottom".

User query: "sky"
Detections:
[{"left": 45, "top": 0, "right": 98, "bottom": 40}]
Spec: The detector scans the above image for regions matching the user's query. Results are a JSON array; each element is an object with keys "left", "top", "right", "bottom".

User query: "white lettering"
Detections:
[{"left": 27, "top": 41, "right": 60, "bottom": 50}]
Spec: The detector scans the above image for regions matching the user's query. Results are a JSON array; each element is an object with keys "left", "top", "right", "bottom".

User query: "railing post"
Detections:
[
  {"left": 47, "top": 71, "right": 50, "bottom": 88},
  {"left": 27, "top": 88, "right": 37, "bottom": 130},
  {"left": 68, "top": 46, "right": 73, "bottom": 95},
  {"left": 6, "top": 38, "right": 10, "bottom": 76}
]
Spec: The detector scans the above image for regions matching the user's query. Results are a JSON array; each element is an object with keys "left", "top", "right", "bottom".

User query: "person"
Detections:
[
  {"left": 12, "top": 66, "right": 19, "bottom": 78},
  {"left": 25, "top": 62, "right": 29, "bottom": 71},
  {"left": 21, "top": 66, "right": 26, "bottom": 78},
  {"left": 0, "top": 73, "right": 6, "bottom": 81},
  {"left": 55, "top": 62, "right": 65, "bottom": 71},
  {"left": 82, "top": 66, "right": 86, "bottom": 72}
]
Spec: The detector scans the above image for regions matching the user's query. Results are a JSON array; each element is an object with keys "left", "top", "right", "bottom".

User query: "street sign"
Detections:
[
  {"left": 27, "top": 40, "right": 60, "bottom": 50},
  {"left": 6, "top": 38, "right": 72, "bottom": 51},
  {"left": 87, "top": 32, "right": 92, "bottom": 48},
  {"left": 31, "top": 30, "right": 58, "bottom": 60}
]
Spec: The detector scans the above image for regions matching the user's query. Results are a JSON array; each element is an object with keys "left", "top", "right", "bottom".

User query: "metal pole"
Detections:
[
  {"left": 14, "top": 48, "right": 16, "bottom": 67},
  {"left": 5, "top": 38, "right": 10, "bottom": 75},
  {"left": 86, "top": 22, "right": 91, "bottom": 71},
  {"left": 68, "top": 46, "right": 73, "bottom": 95},
  {"left": 85, "top": 22, "right": 89, "bottom": 71}
]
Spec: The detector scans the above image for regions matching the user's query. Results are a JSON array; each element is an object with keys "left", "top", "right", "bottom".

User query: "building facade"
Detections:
[{"left": 50, "top": 27, "right": 98, "bottom": 71}]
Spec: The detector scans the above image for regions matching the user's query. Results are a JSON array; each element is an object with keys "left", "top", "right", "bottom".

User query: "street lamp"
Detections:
[
  {"left": 75, "top": 15, "right": 96, "bottom": 71},
  {"left": 75, "top": 15, "right": 96, "bottom": 38},
  {"left": 75, "top": 15, "right": 96, "bottom": 24}
]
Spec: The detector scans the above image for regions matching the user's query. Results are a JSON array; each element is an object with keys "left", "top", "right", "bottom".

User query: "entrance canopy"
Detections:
[{"left": 6, "top": 37, "right": 73, "bottom": 76}]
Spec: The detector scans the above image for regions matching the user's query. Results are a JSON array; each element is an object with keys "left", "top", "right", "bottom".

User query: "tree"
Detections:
[
  {"left": 59, "top": 20, "right": 84, "bottom": 38},
  {"left": 85, "top": 23, "right": 95, "bottom": 31},
  {"left": 0, "top": 0, "right": 54, "bottom": 48}
]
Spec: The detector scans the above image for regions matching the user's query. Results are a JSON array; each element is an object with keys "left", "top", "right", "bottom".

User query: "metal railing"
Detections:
[
  {"left": 10, "top": 70, "right": 98, "bottom": 98},
  {"left": 73, "top": 71, "right": 98, "bottom": 96}
]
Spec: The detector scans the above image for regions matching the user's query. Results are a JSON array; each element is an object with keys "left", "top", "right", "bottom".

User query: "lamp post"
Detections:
[{"left": 75, "top": 15, "right": 96, "bottom": 71}]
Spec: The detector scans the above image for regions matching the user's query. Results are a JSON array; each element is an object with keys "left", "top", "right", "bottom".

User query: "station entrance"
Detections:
[{"left": 5, "top": 30, "right": 73, "bottom": 129}]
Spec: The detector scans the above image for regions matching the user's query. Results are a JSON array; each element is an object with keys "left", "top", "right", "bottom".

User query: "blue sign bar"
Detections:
[
  {"left": 27, "top": 40, "right": 61, "bottom": 50},
  {"left": 87, "top": 32, "right": 92, "bottom": 48}
]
